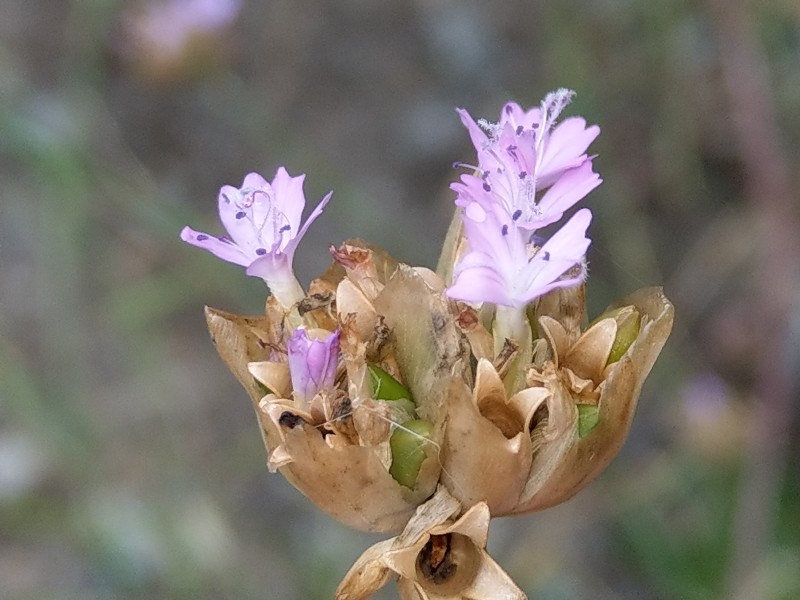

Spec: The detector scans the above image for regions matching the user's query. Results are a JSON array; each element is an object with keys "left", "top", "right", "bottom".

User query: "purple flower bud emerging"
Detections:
[{"left": 287, "top": 328, "right": 340, "bottom": 406}]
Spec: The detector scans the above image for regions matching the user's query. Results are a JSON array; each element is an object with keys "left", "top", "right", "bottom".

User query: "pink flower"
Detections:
[
  {"left": 446, "top": 206, "right": 592, "bottom": 308},
  {"left": 453, "top": 159, "right": 601, "bottom": 231},
  {"left": 455, "top": 89, "right": 600, "bottom": 230},
  {"left": 447, "top": 91, "right": 600, "bottom": 308},
  {"left": 181, "top": 167, "right": 332, "bottom": 305}
]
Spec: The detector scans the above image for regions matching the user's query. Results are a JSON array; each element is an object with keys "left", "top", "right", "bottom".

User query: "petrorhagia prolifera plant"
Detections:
[{"left": 183, "top": 90, "right": 673, "bottom": 599}]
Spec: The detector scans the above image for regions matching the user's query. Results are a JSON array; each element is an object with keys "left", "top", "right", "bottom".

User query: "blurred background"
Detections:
[{"left": 1, "top": 1, "right": 799, "bottom": 598}]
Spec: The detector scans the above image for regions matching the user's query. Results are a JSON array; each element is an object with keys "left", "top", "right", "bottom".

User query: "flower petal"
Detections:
[{"left": 180, "top": 226, "right": 251, "bottom": 266}]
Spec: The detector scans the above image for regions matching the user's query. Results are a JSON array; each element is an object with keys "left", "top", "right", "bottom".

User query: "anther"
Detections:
[{"left": 530, "top": 233, "right": 546, "bottom": 246}]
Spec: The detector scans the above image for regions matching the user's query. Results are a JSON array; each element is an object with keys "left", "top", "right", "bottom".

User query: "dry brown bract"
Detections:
[{"left": 336, "top": 487, "right": 525, "bottom": 600}]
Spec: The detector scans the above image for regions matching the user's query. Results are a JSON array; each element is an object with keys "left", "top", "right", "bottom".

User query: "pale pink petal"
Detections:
[
  {"left": 180, "top": 226, "right": 251, "bottom": 266},
  {"left": 535, "top": 161, "right": 602, "bottom": 227}
]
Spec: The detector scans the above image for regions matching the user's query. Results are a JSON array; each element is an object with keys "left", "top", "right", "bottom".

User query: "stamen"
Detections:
[
  {"left": 196, "top": 234, "right": 208, "bottom": 241},
  {"left": 501, "top": 224, "right": 509, "bottom": 236},
  {"left": 511, "top": 209, "right": 522, "bottom": 221},
  {"left": 453, "top": 161, "right": 481, "bottom": 173},
  {"left": 255, "top": 248, "right": 267, "bottom": 256}
]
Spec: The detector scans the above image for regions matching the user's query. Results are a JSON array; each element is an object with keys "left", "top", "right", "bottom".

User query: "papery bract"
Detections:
[{"left": 336, "top": 487, "right": 525, "bottom": 600}]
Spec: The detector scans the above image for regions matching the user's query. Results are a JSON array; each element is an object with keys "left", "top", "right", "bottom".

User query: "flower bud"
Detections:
[{"left": 287, "top": 327, "right": 340, "bottom": 409}]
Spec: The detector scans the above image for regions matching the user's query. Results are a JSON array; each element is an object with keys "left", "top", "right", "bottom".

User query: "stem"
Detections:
[
  {"left": 493, "top": 305, "right": 529, "bottom": 355},
  {"left": 267, "top": 275, "right": 306, "bottom": 310},
  {"left": 494, "top": 305, "right": 534, "bottom": 395}
]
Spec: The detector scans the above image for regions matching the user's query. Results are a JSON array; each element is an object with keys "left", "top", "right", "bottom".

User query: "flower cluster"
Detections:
[
  {"left": 447, "top": 89, "right": 601, "bottom": 310},
  {"left": 182, "top": 91, "right": 673, "bottom": 600}
]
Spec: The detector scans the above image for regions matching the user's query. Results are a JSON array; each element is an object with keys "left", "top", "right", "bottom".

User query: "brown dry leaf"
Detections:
[{"left": 260, "top": 398, "right": 431, "bottom": 532}]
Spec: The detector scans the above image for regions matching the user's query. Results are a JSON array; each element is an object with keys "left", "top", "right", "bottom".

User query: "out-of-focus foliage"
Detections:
[{"left": 1, "top": 1, "right": 798, "bottom": 599}]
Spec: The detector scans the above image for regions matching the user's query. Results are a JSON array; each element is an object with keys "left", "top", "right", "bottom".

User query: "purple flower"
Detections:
[
  {"left": 455, "top": 89, "right": 600, "bottom": 229},
  {"left": 446, "top": 206, "right": 592, "bottom": 308},
  {"left": 287, "top": 328, "right": 340, "bottom": 406},
  {"left": 181, "top": 167, "right": 332, "bottom": 305}
]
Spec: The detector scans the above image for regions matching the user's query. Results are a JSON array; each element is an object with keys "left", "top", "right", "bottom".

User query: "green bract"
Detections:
[
  {"left": 576, "top": 403, "right": 600, "bottom": 438},
  {"left": 389, "top": 419, "right": 433, "bottom": 489},
  {"left": 605, "top": 306, "right": 641, "bottom": 365}
]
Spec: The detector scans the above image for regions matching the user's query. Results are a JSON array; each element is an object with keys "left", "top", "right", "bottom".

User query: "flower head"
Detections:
[
  {"left": 287, "top": 327, "right": 340, "bottom": 407},
  {"left": 446, "top": 91, "right": 600, "bottom": 311},
  {"left": 181, "top": 167, "right": 332, "bottom": 306}
]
